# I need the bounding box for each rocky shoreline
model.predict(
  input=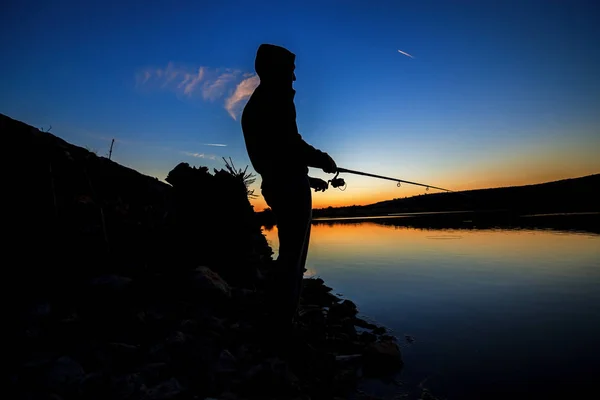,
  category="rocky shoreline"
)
[5,113,406,400]
[11,271,404,400]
